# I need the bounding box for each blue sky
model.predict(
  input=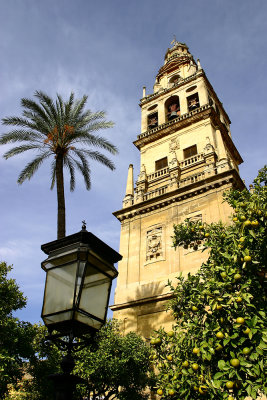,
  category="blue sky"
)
[0,0,266,324]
